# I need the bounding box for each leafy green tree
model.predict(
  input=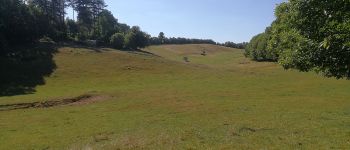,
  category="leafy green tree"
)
[28,0,67,40]
[124,26,149,49]
[66,19,79,39]
[70,0,105,40]
[290,0,350,78]
[0,0,43,47]
[96,10,117,44]
[116,23,130,34]
[77,26,90,41]
[248,0,350,79]
[245,29,273,61]
[148,34,216,45]
[158,32,165,44]
[267,2,314,71]
[73,0,93,28]
[110,33,124,49]
[149,37,161,45]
